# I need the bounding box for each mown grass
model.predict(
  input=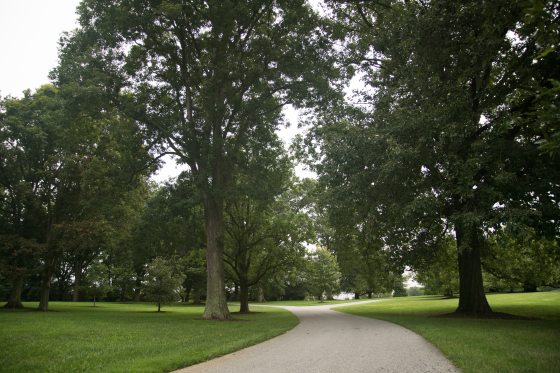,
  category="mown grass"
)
[337,292,560,373]
[0,302,298,373]
[252,298,367,307]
